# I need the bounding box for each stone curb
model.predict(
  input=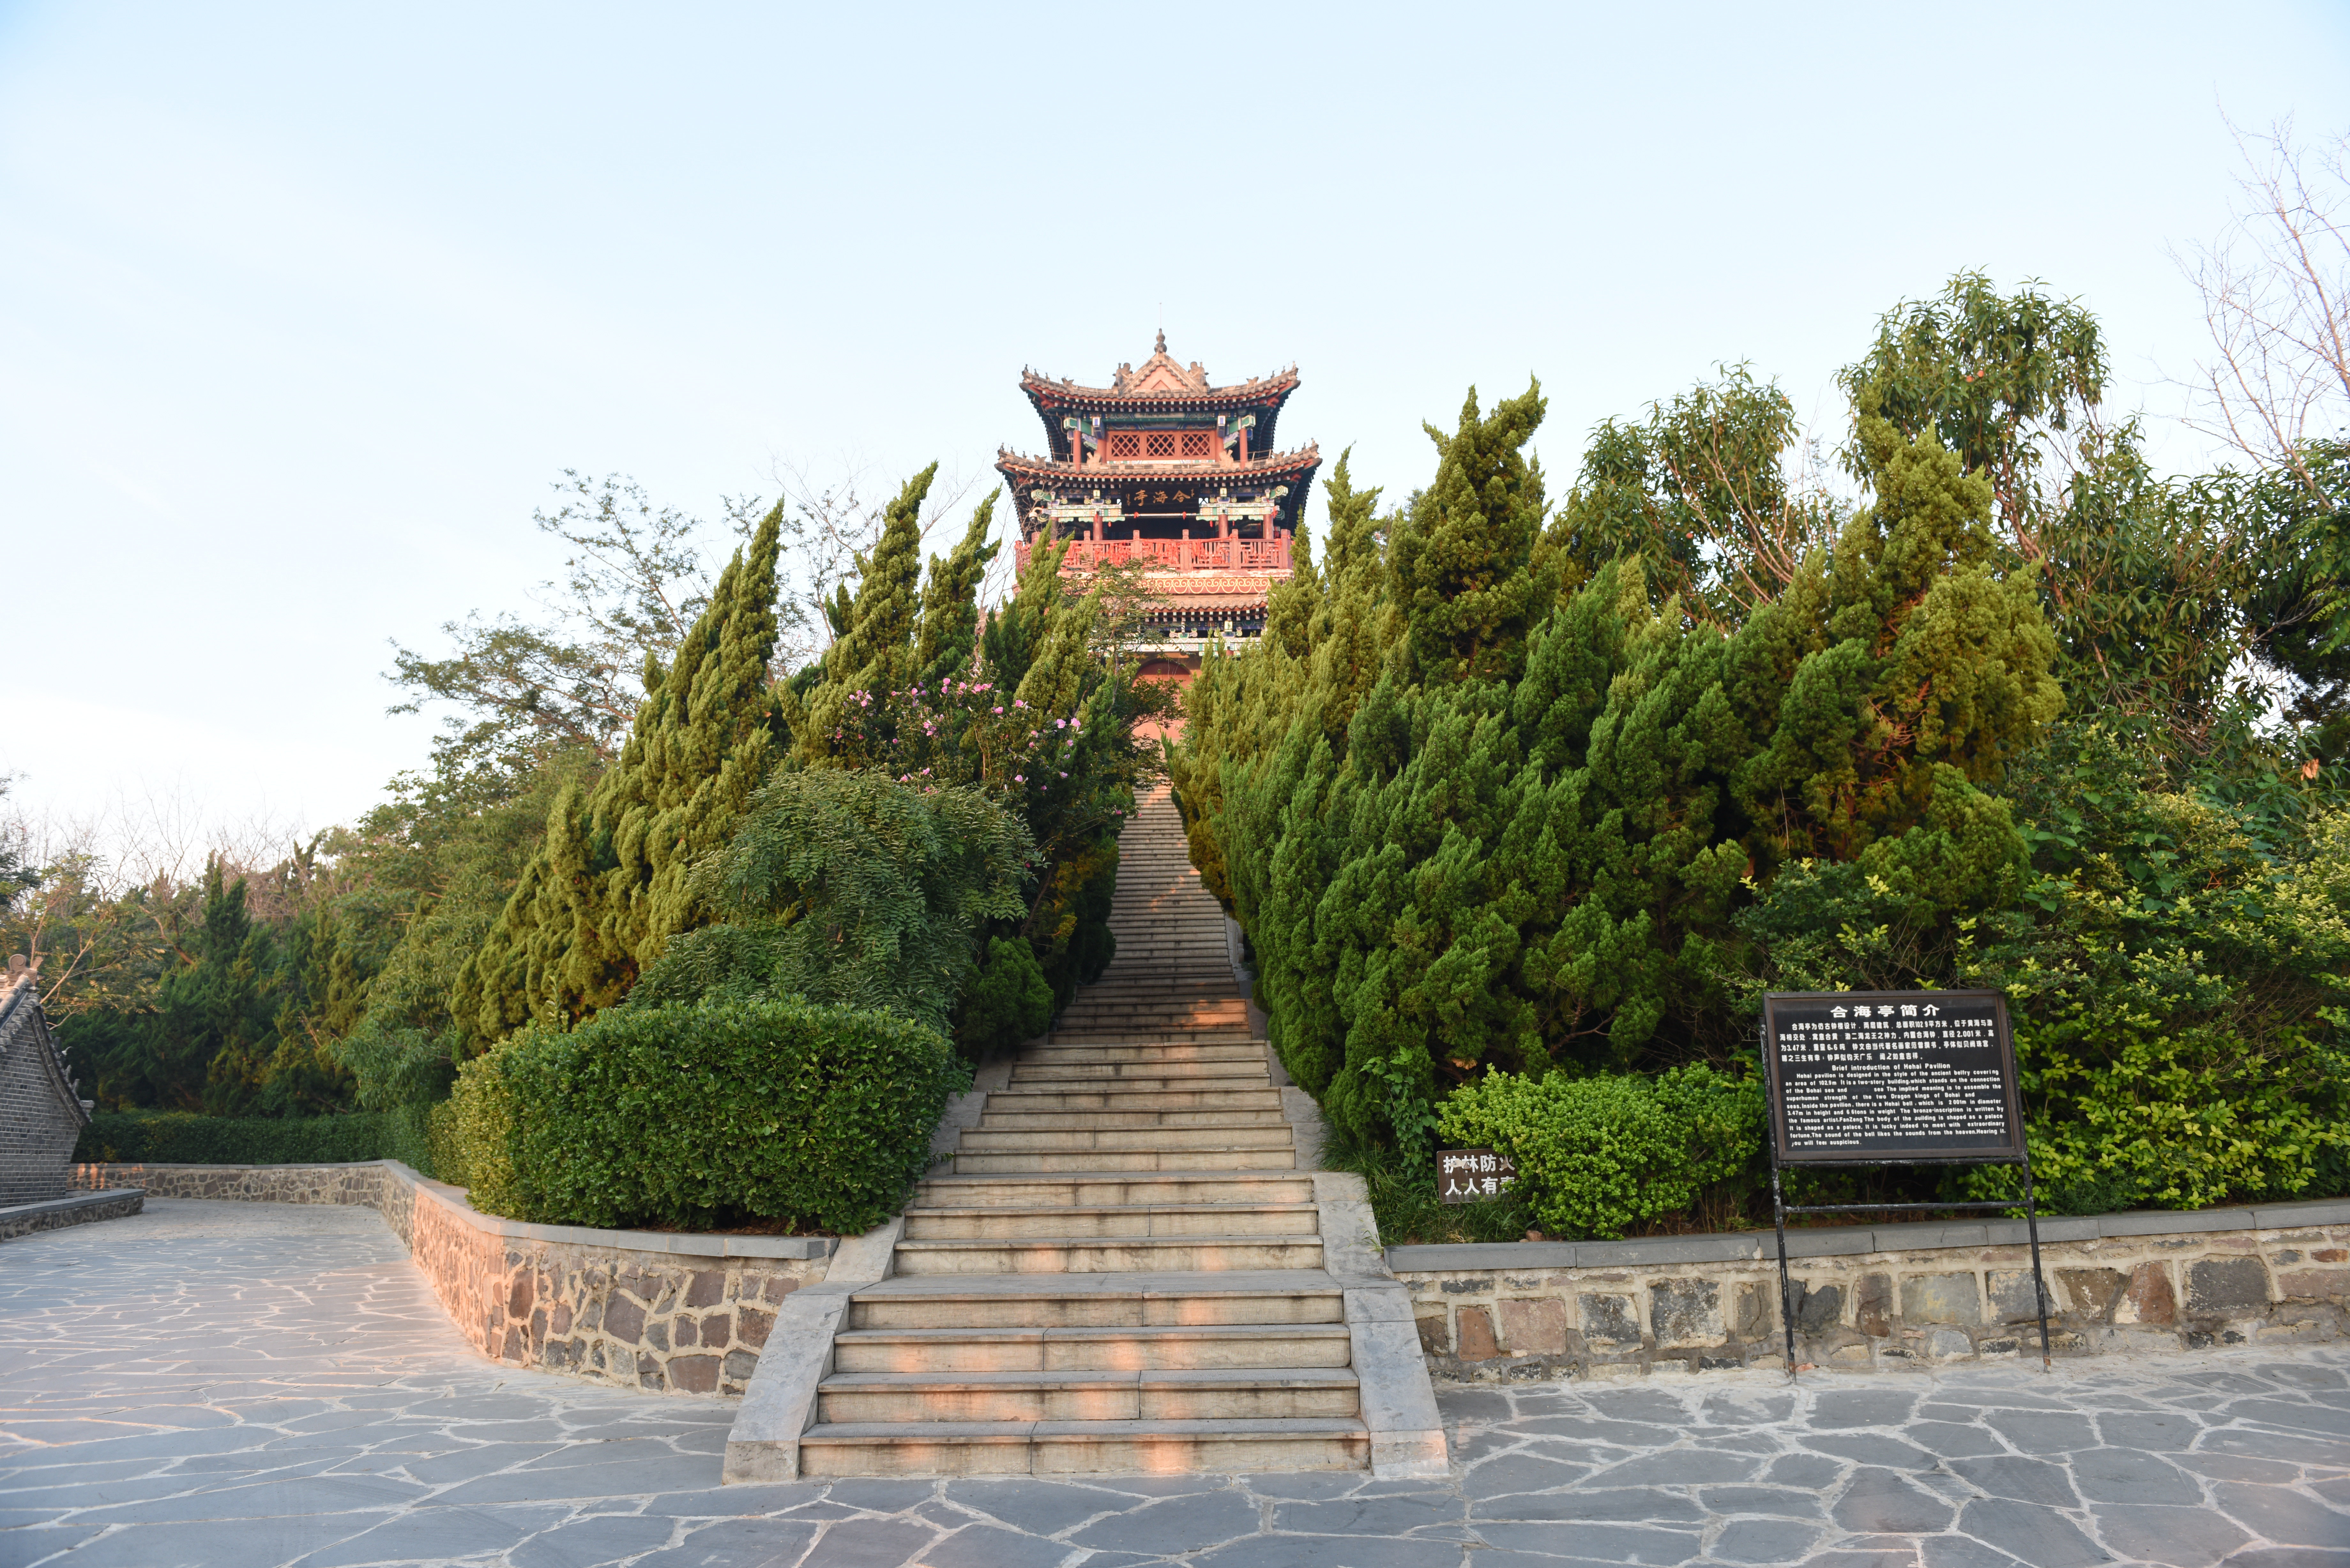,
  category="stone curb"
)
[1384,1195,2350,1273]
[0,1187,144,1241]
[724,1216,904,1484]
